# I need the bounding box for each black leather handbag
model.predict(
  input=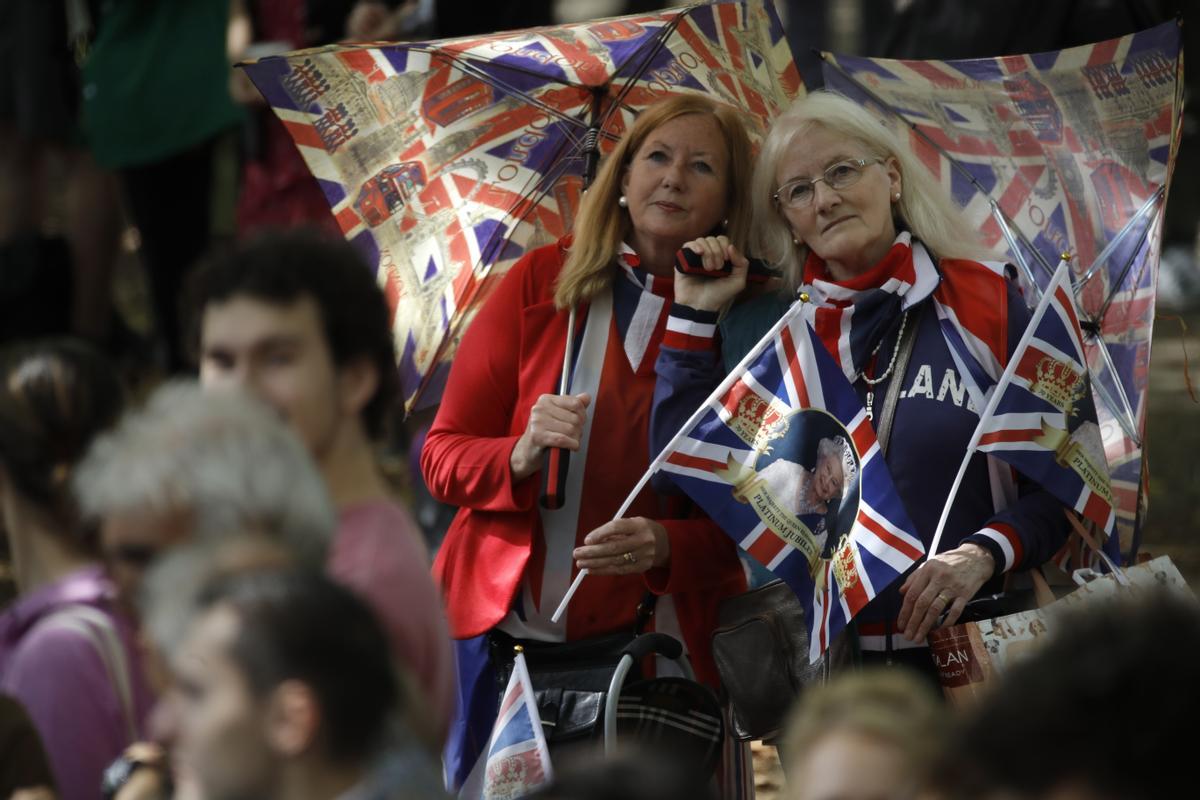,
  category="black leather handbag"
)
[710,579,858,741]
[487,594,657,747]
[489,629,642,745]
